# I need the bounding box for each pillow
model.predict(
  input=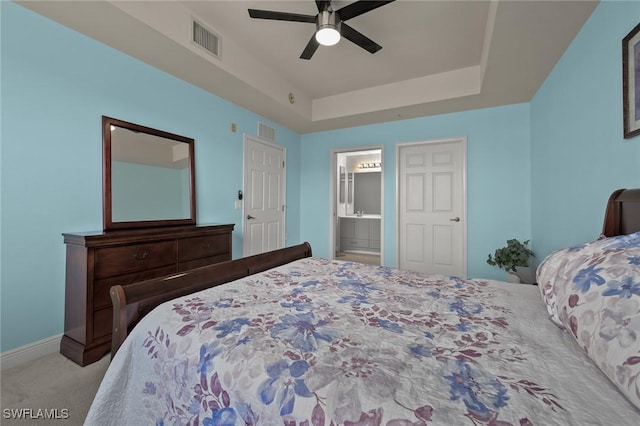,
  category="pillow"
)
[537,238,606,326]
[536,231,640,409]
